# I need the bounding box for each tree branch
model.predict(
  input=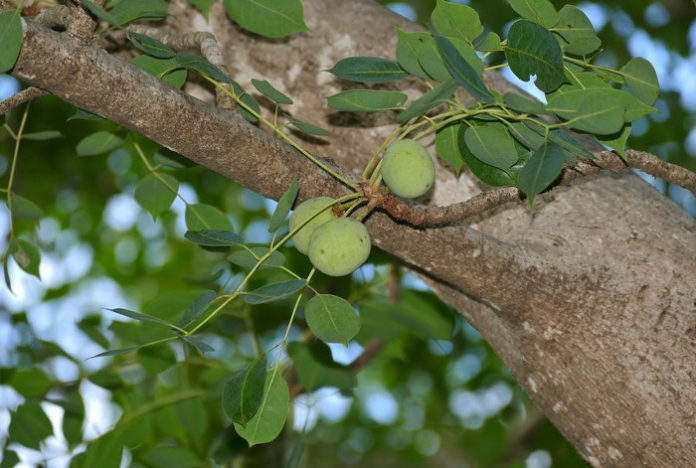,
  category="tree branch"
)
[0,86,47,115]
